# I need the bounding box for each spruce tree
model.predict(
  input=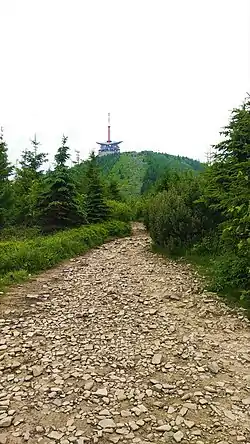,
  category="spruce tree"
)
[205,97,250,238]
[13,135,48,225]
[36,136,86,232]
[108,179,121,201]
[204,97,250,293]
[0,128,13,227]
[19,135,47,175]
[85,152,109,223]
[54,135,70,167]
